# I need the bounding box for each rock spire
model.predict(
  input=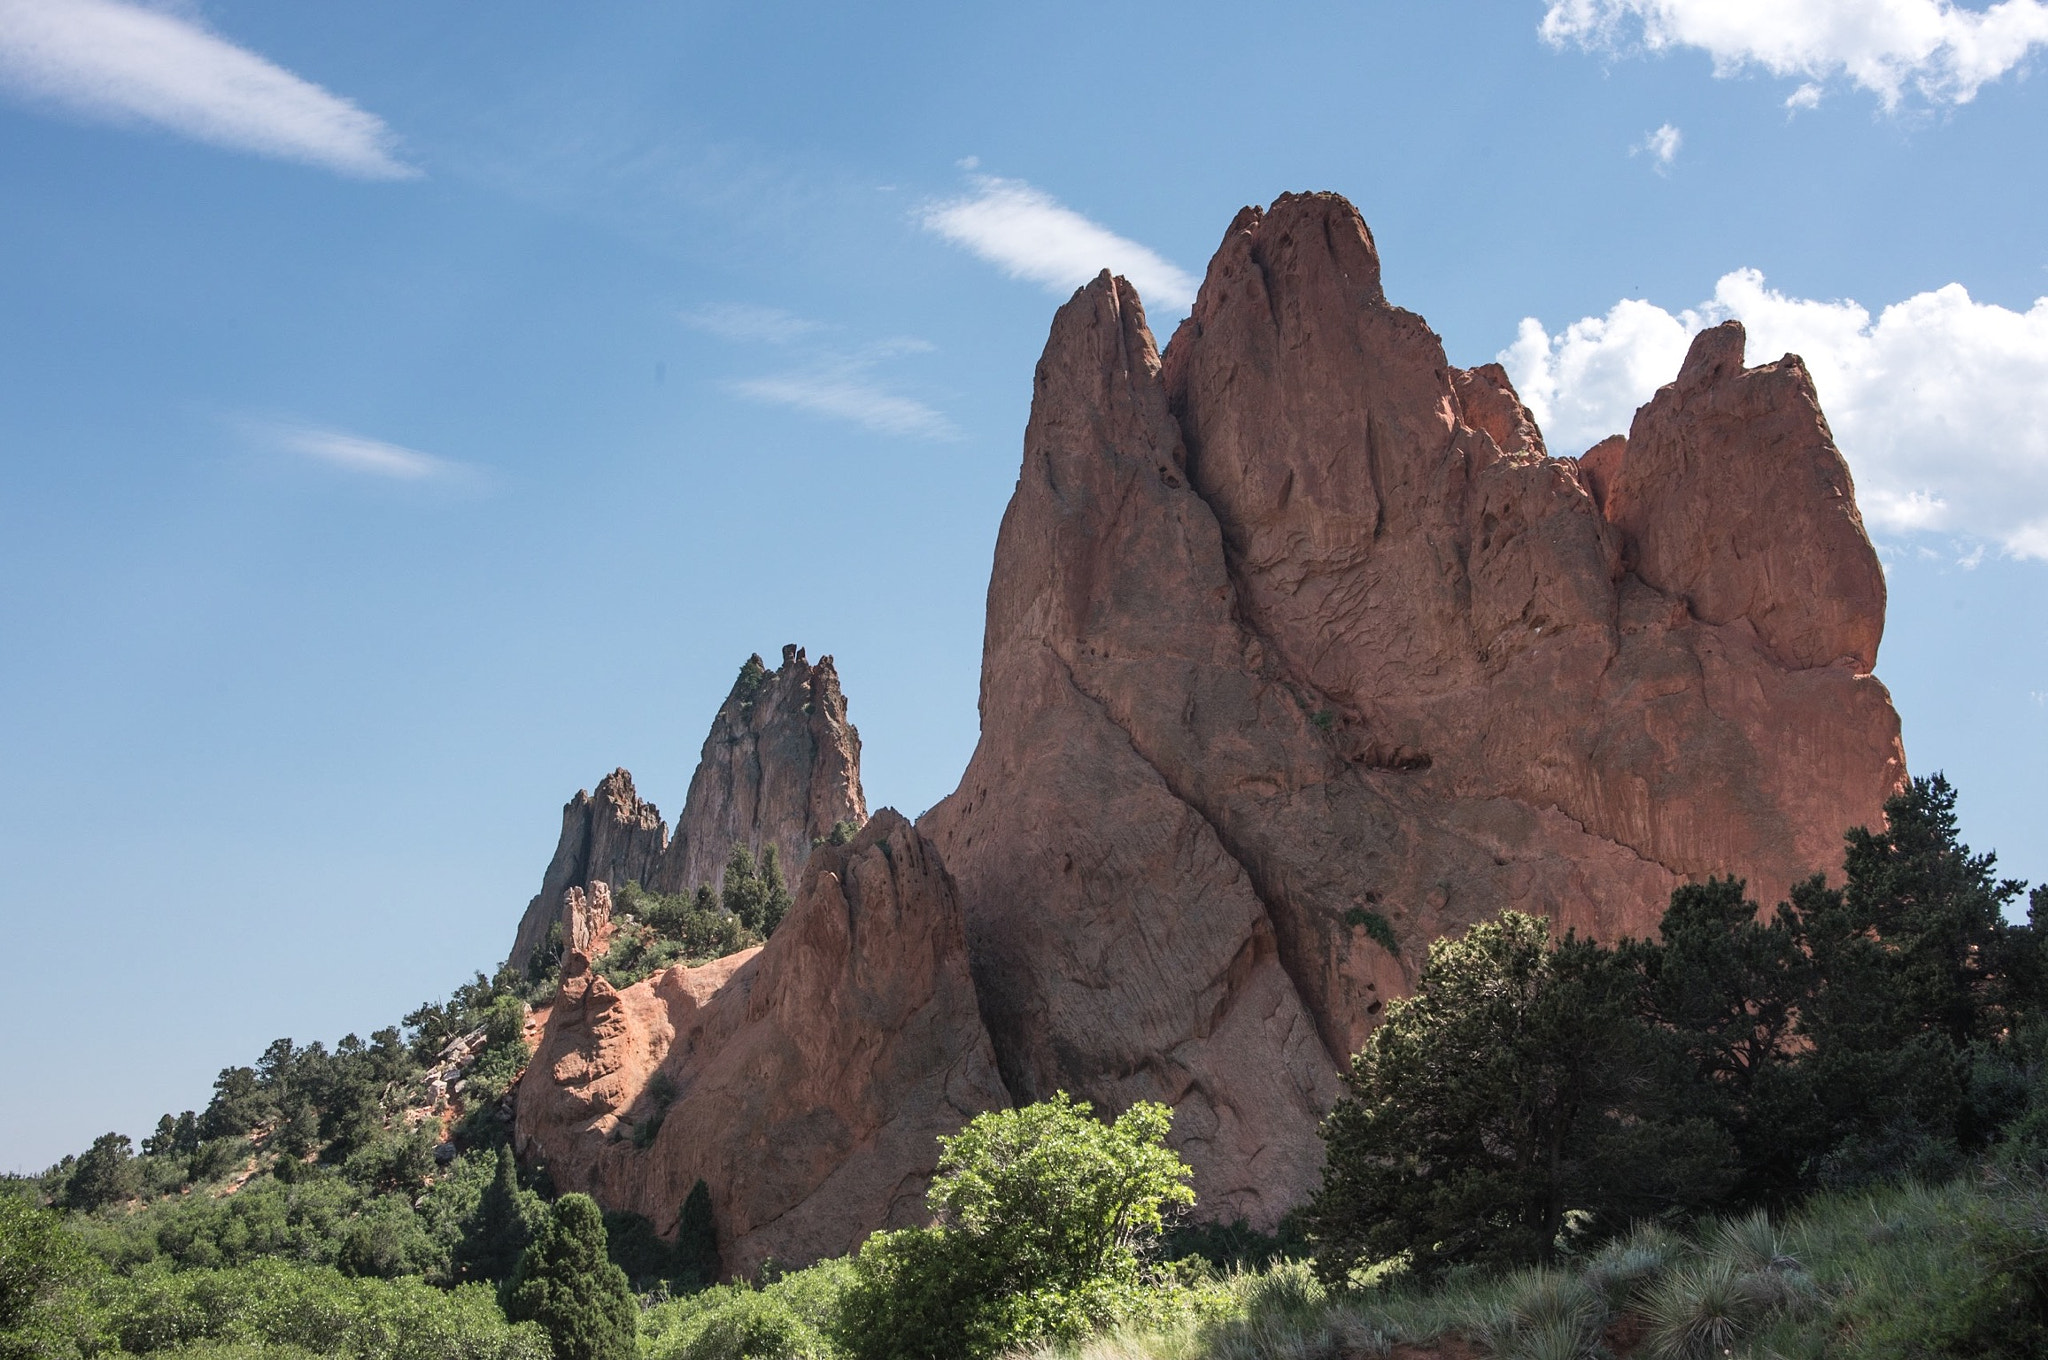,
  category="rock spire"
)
[504,647,867,971]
